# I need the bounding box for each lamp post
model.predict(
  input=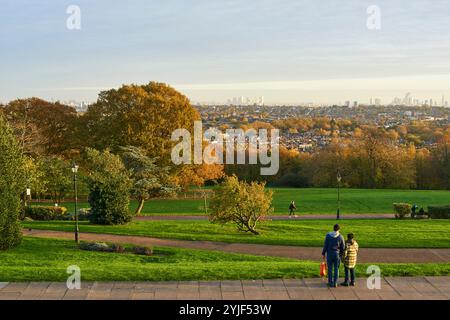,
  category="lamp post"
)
[25,187,31,208]
[72,163,79,244]
[336,171,341,220]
